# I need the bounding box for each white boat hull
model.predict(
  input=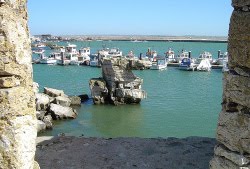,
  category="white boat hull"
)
[150,64,167,70]
[40,59,57,65]
[57,60,70,66]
